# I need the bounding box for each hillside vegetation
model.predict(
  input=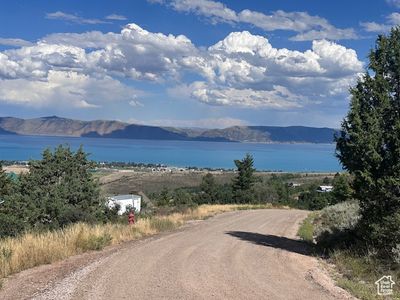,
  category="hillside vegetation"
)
[298,28,400,300]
